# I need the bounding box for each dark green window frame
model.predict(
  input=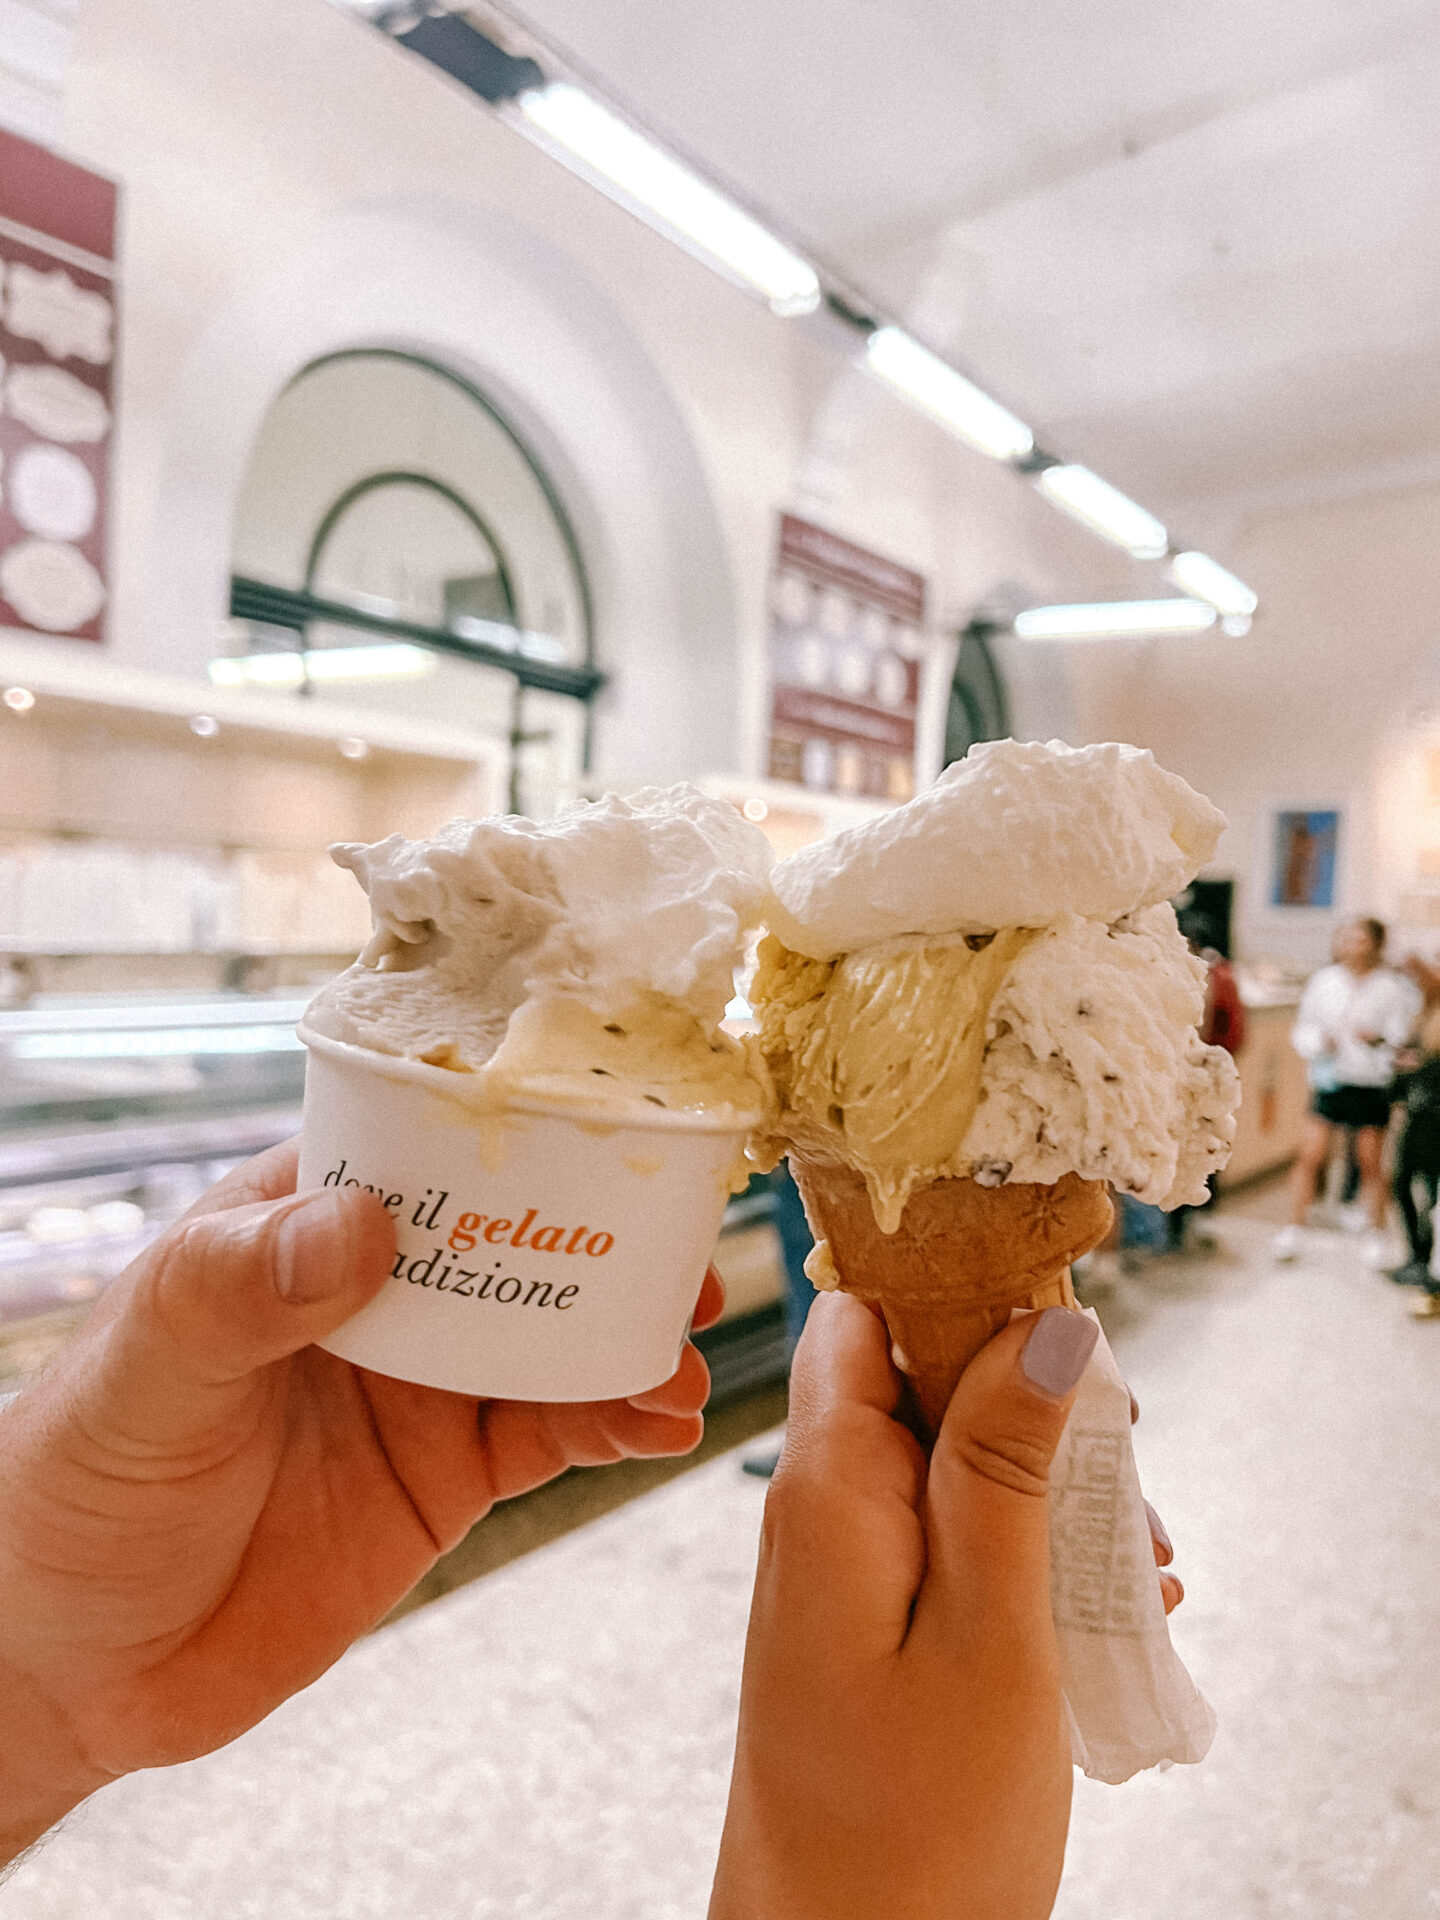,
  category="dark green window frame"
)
[229,350,604,708]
